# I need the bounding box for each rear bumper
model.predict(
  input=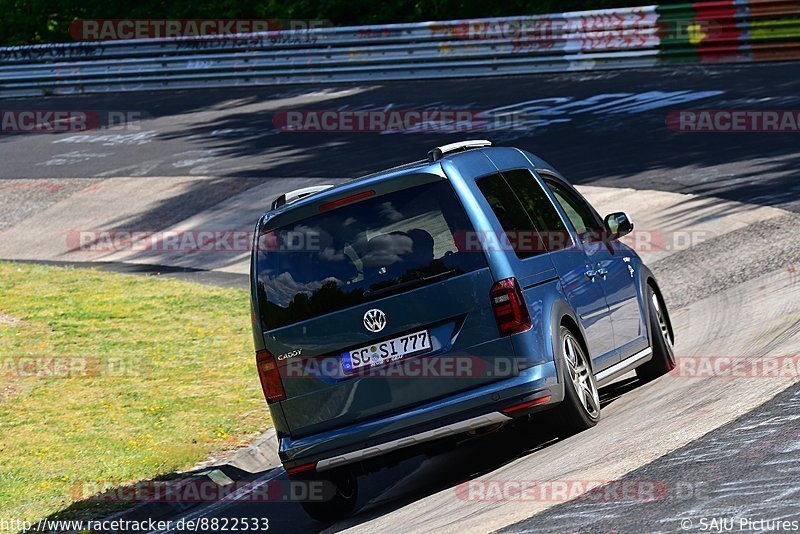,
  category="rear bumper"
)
[280,360,560,472]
